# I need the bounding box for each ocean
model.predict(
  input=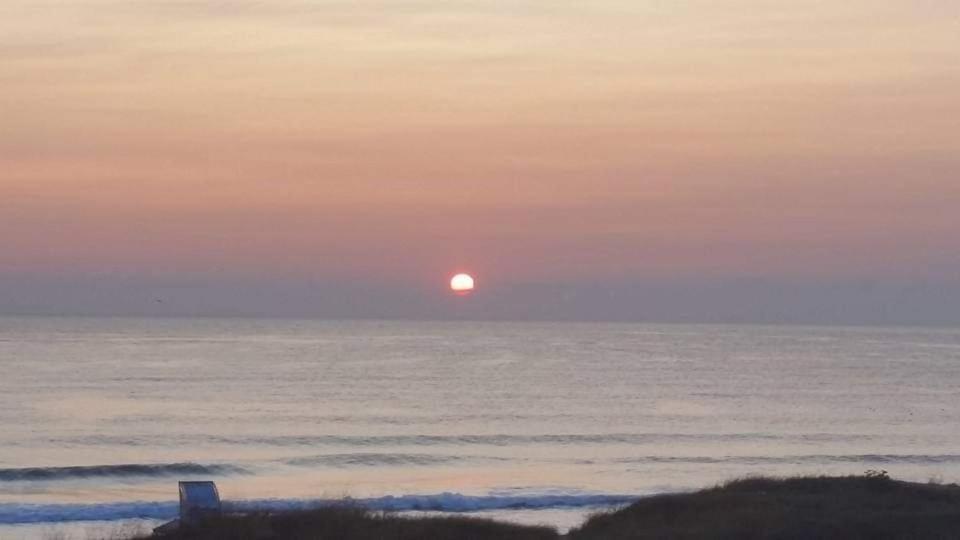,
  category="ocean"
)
[1,317,959,538]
